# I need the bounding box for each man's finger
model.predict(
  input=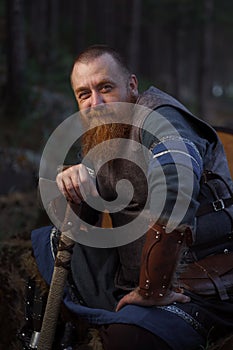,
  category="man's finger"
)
[171,292,190,304]
[78,166,99,197]
[115,297,128,312]
[115,290,191,312]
